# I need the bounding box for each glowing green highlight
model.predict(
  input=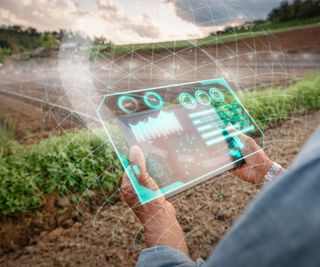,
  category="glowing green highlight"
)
[132,164,141,175]
[143,91,164,109]
[206,125,255,146]
[188,108,216,119]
